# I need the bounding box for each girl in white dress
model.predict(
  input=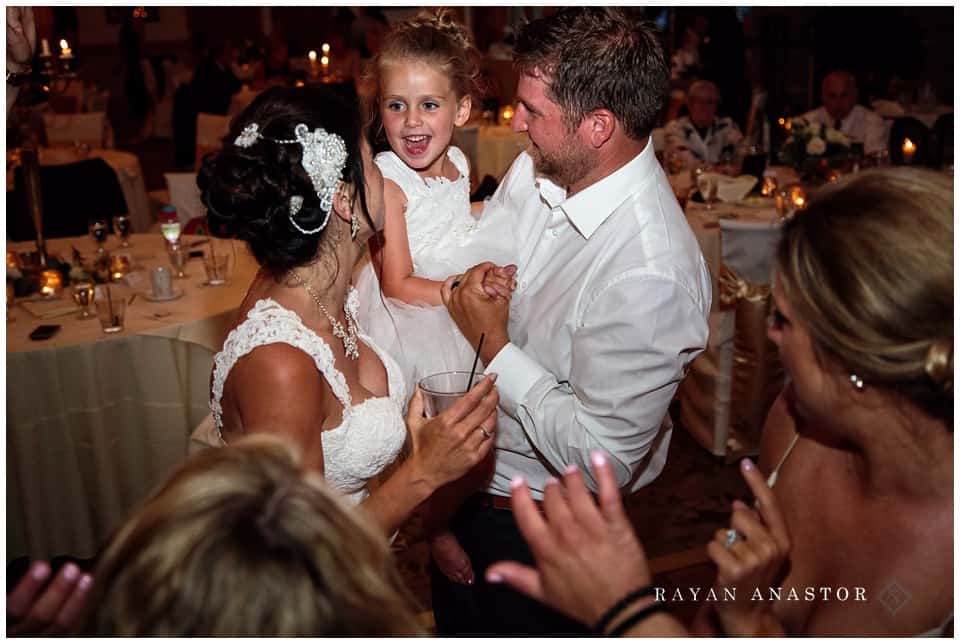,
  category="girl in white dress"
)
[195,85,500,538]
[353,10,518,589]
